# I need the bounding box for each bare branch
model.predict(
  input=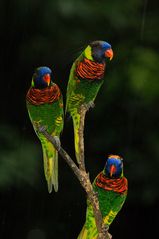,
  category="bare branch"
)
[37,125,111,239]
[78,105,87,171]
